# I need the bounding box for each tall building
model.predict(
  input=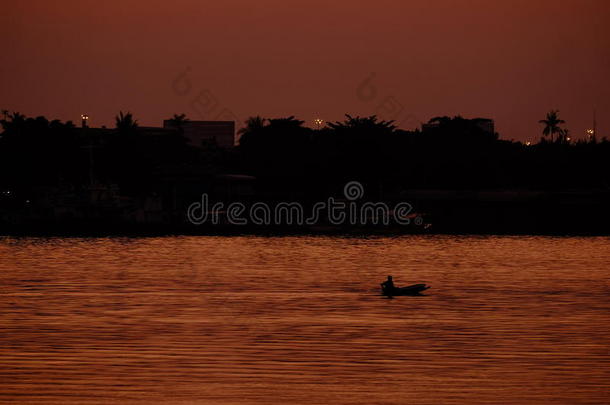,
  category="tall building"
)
[163,120,235,148]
